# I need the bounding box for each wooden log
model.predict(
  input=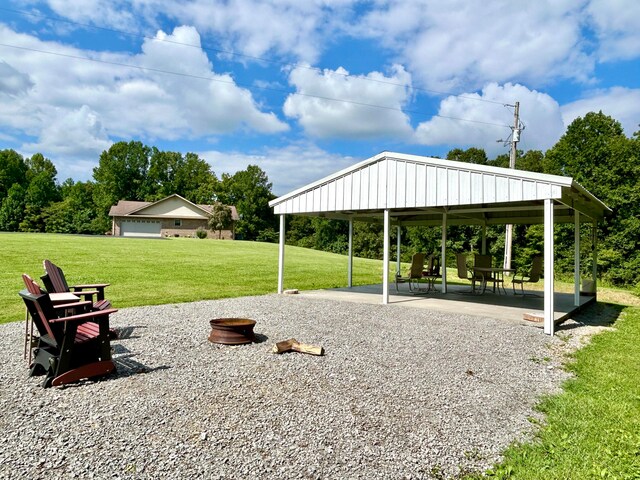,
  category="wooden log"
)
[272,338,298,354]
[272,338,324,356]
[292,342,324,356]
